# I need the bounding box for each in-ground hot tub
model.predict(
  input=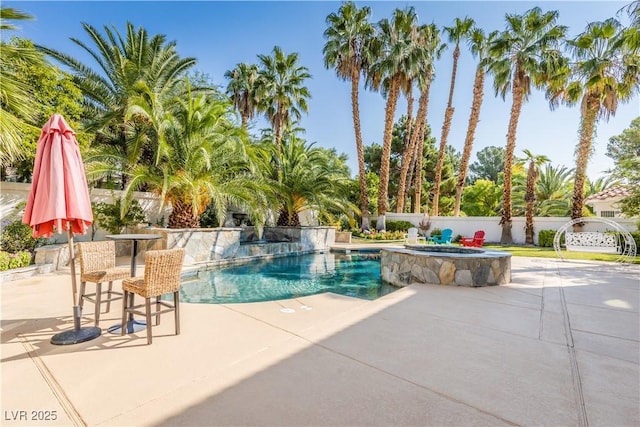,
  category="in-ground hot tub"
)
[381,244,511,287]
